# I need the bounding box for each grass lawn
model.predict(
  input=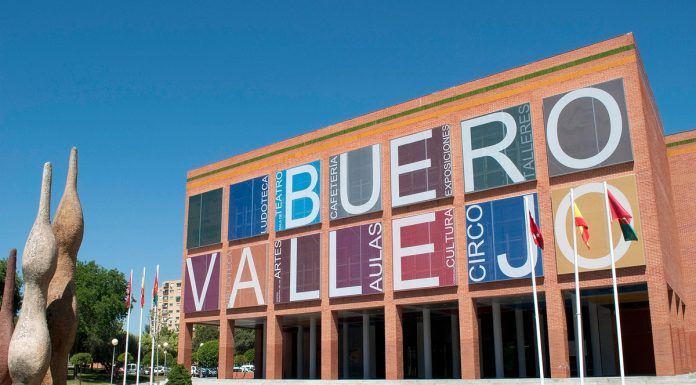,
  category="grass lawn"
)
[66,370,163,385]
